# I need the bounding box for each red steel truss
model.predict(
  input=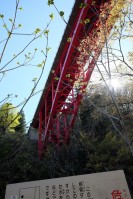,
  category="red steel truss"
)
[31,0,114,158]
